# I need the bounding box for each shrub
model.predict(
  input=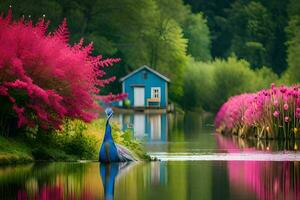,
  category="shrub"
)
[183,56,278,112]
[182,57,214,111]
[45,118,147,160]
[0,9,122,133]
[211,57,258,111]
[52,119,98,159]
